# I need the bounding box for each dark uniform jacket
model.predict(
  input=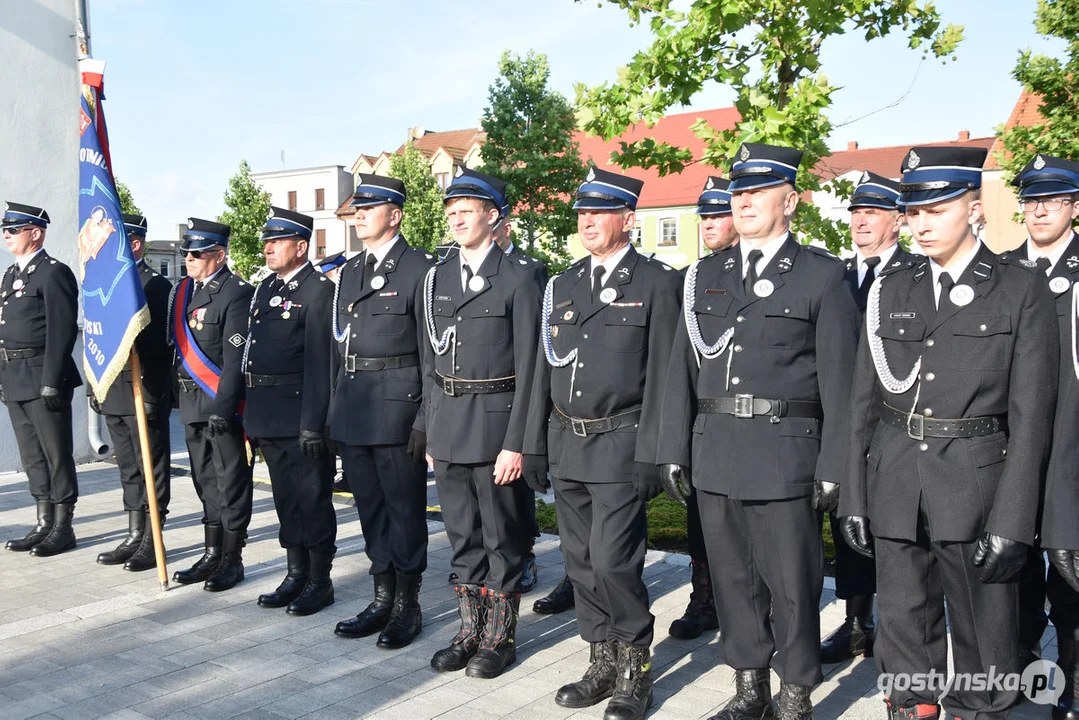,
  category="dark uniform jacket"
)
[100,259,173,415]
[328,239,435,446]
[170,266,254,425]
[841,244,1058,545]
[656,236,859,499]
[0,250,81,401]
[244,263,334,438]
[843,246,919,314]
[420,245,541,464]
[525,246,682,482]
